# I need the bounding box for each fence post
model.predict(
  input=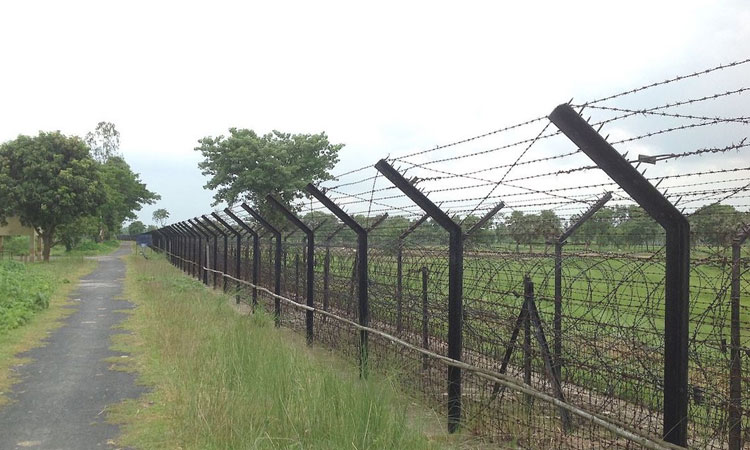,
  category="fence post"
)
[184,223,203,281]
[397,213,430,334]
[375,159,464,433]
[306,184,371,377]
[422,266,429,371]
[211,213,244,302]
[549,103,690,446]
[189,219,211,285]
[324,224,346,312]
[730,224,750,450]
[179,222,196,276]
[553,192,611,380]
[176,223,196,277]
[166,226,180,268]
[266,195,315,345]
[200,216,224,289]
[242,204,282,326]
[171,224,186,271]
[194,218,217,286]
[203,215,229,292]
[523,276,533,407]
[224,209,260,307]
